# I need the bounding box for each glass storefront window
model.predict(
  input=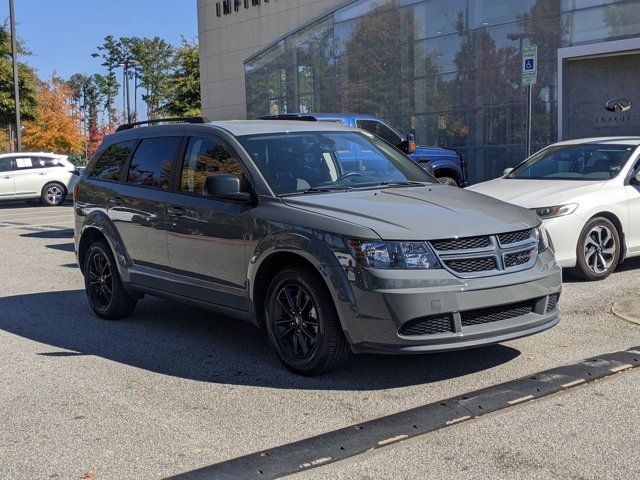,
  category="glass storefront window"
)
[245,0,640,183]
